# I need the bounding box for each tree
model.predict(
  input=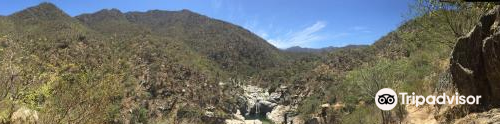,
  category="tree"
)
[344,59,409,124]
[408,0,494,48]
